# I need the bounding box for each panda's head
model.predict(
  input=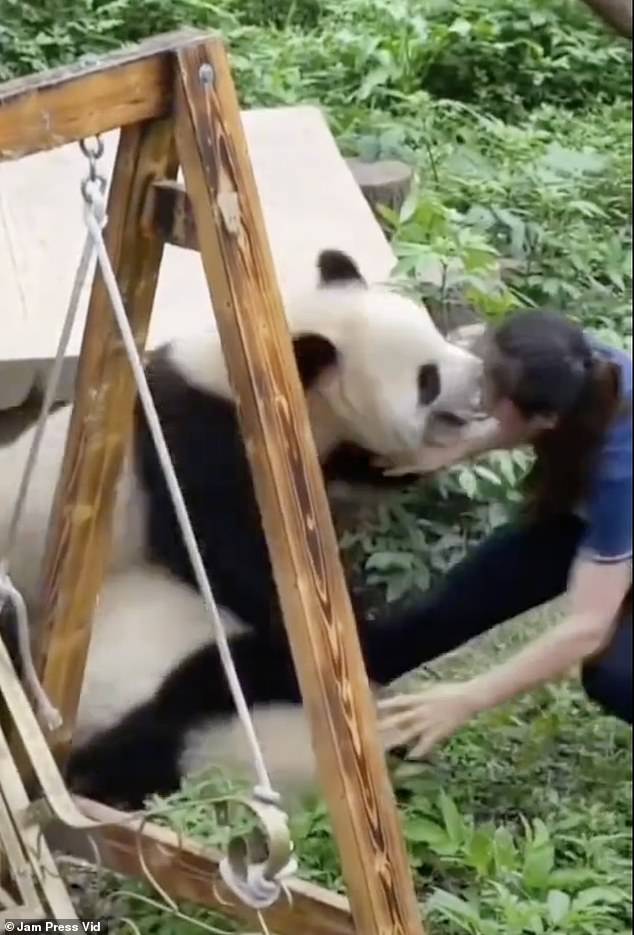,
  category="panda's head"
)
[288,249,483,459]
[168,249,482,461]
